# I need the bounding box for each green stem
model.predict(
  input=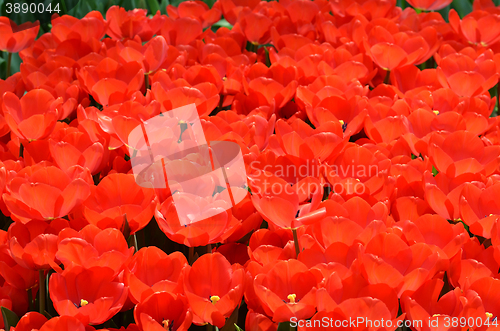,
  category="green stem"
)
[38,270,46,315]
[6,52,12,78]
[132,233,138,253]
[189,246,194,265]
[384,70,391,85]
[497,83,500,117]
[292,228,300,258]
[60,0,67,14]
